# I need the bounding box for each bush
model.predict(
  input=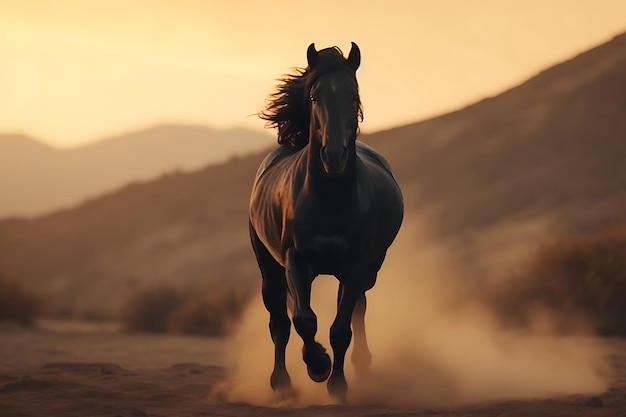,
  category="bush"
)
[0,273,40,326]
[120,285,253,336]
[488,229,626,336]
[120,286,184,333]
[168,288,251,336]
